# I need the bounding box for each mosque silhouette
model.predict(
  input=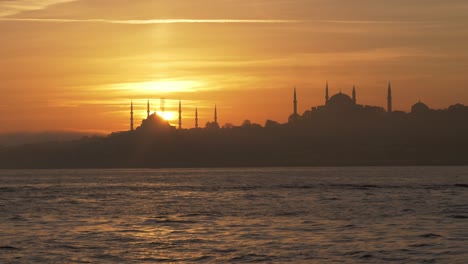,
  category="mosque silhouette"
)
[288,82,447,123]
